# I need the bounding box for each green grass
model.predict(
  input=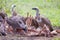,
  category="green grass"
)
[0,0,60,27]
[53,38,60,40]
